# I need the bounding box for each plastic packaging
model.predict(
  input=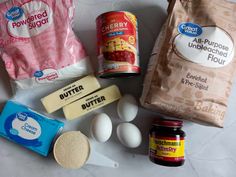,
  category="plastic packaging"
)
[0,101,64,156]
[0,0,92,91]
